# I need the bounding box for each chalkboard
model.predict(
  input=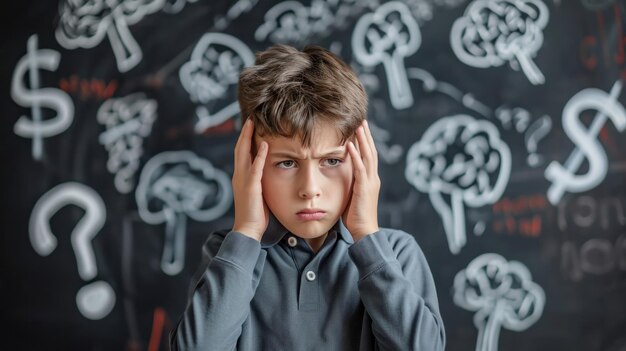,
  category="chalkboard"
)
[2,0,626,350]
